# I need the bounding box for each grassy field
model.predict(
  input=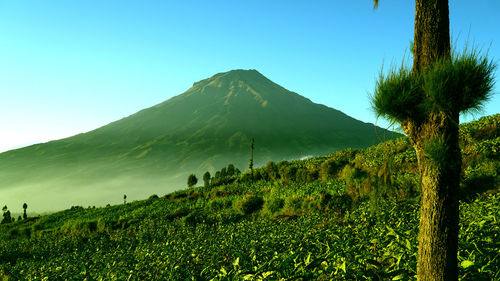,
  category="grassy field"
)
[0,114,498,280]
